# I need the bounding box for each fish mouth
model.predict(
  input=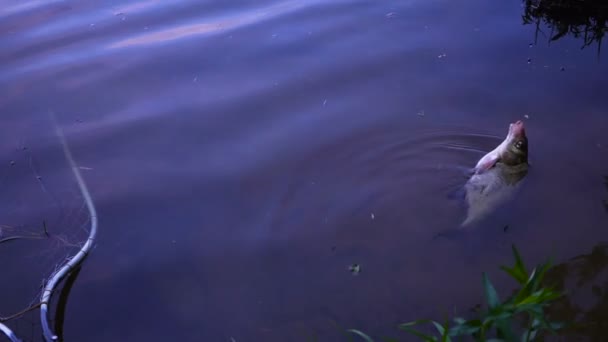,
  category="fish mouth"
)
[509,120,526,138]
